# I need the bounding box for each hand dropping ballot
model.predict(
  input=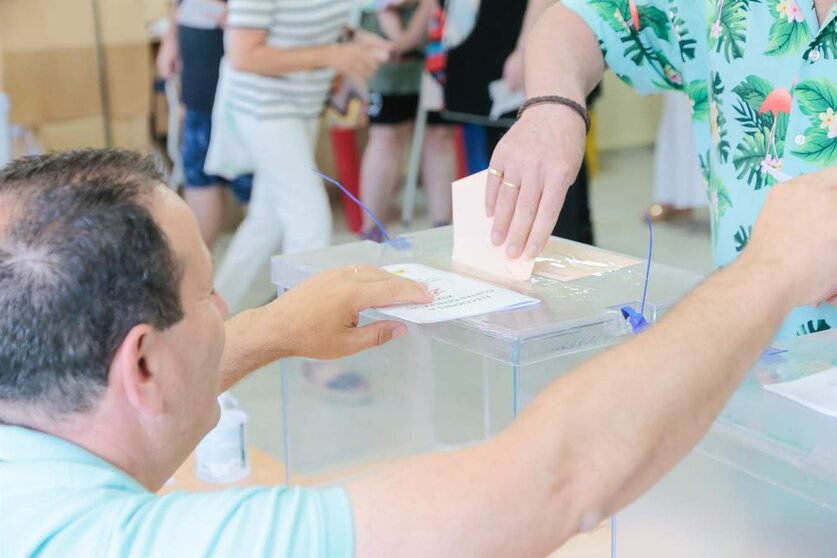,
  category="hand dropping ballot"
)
[379,264,539,324]
[452,170,536,281]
